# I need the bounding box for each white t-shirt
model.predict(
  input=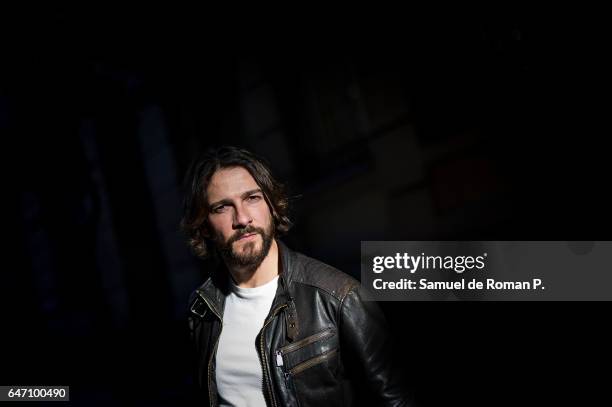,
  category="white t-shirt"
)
[216,275,279,407]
